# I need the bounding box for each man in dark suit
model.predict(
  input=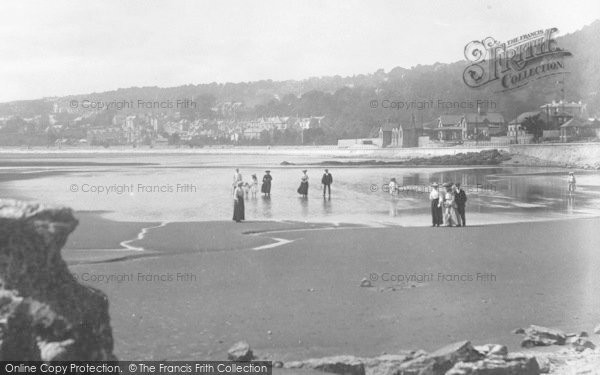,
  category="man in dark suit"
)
[455,183,467,226]
[321,169,333,198]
